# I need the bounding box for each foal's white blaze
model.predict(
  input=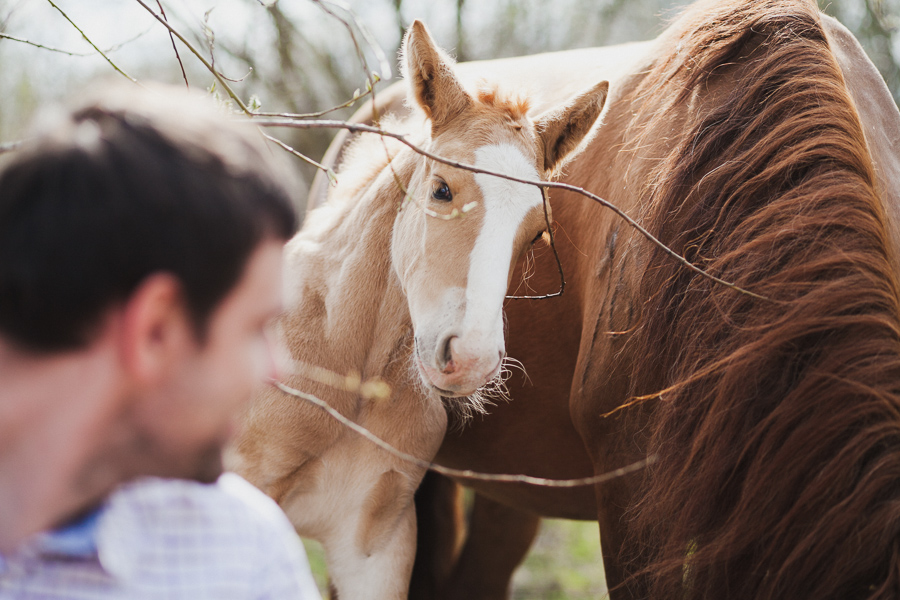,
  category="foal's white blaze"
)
[425,143,542,395]
[464,143,543,341]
